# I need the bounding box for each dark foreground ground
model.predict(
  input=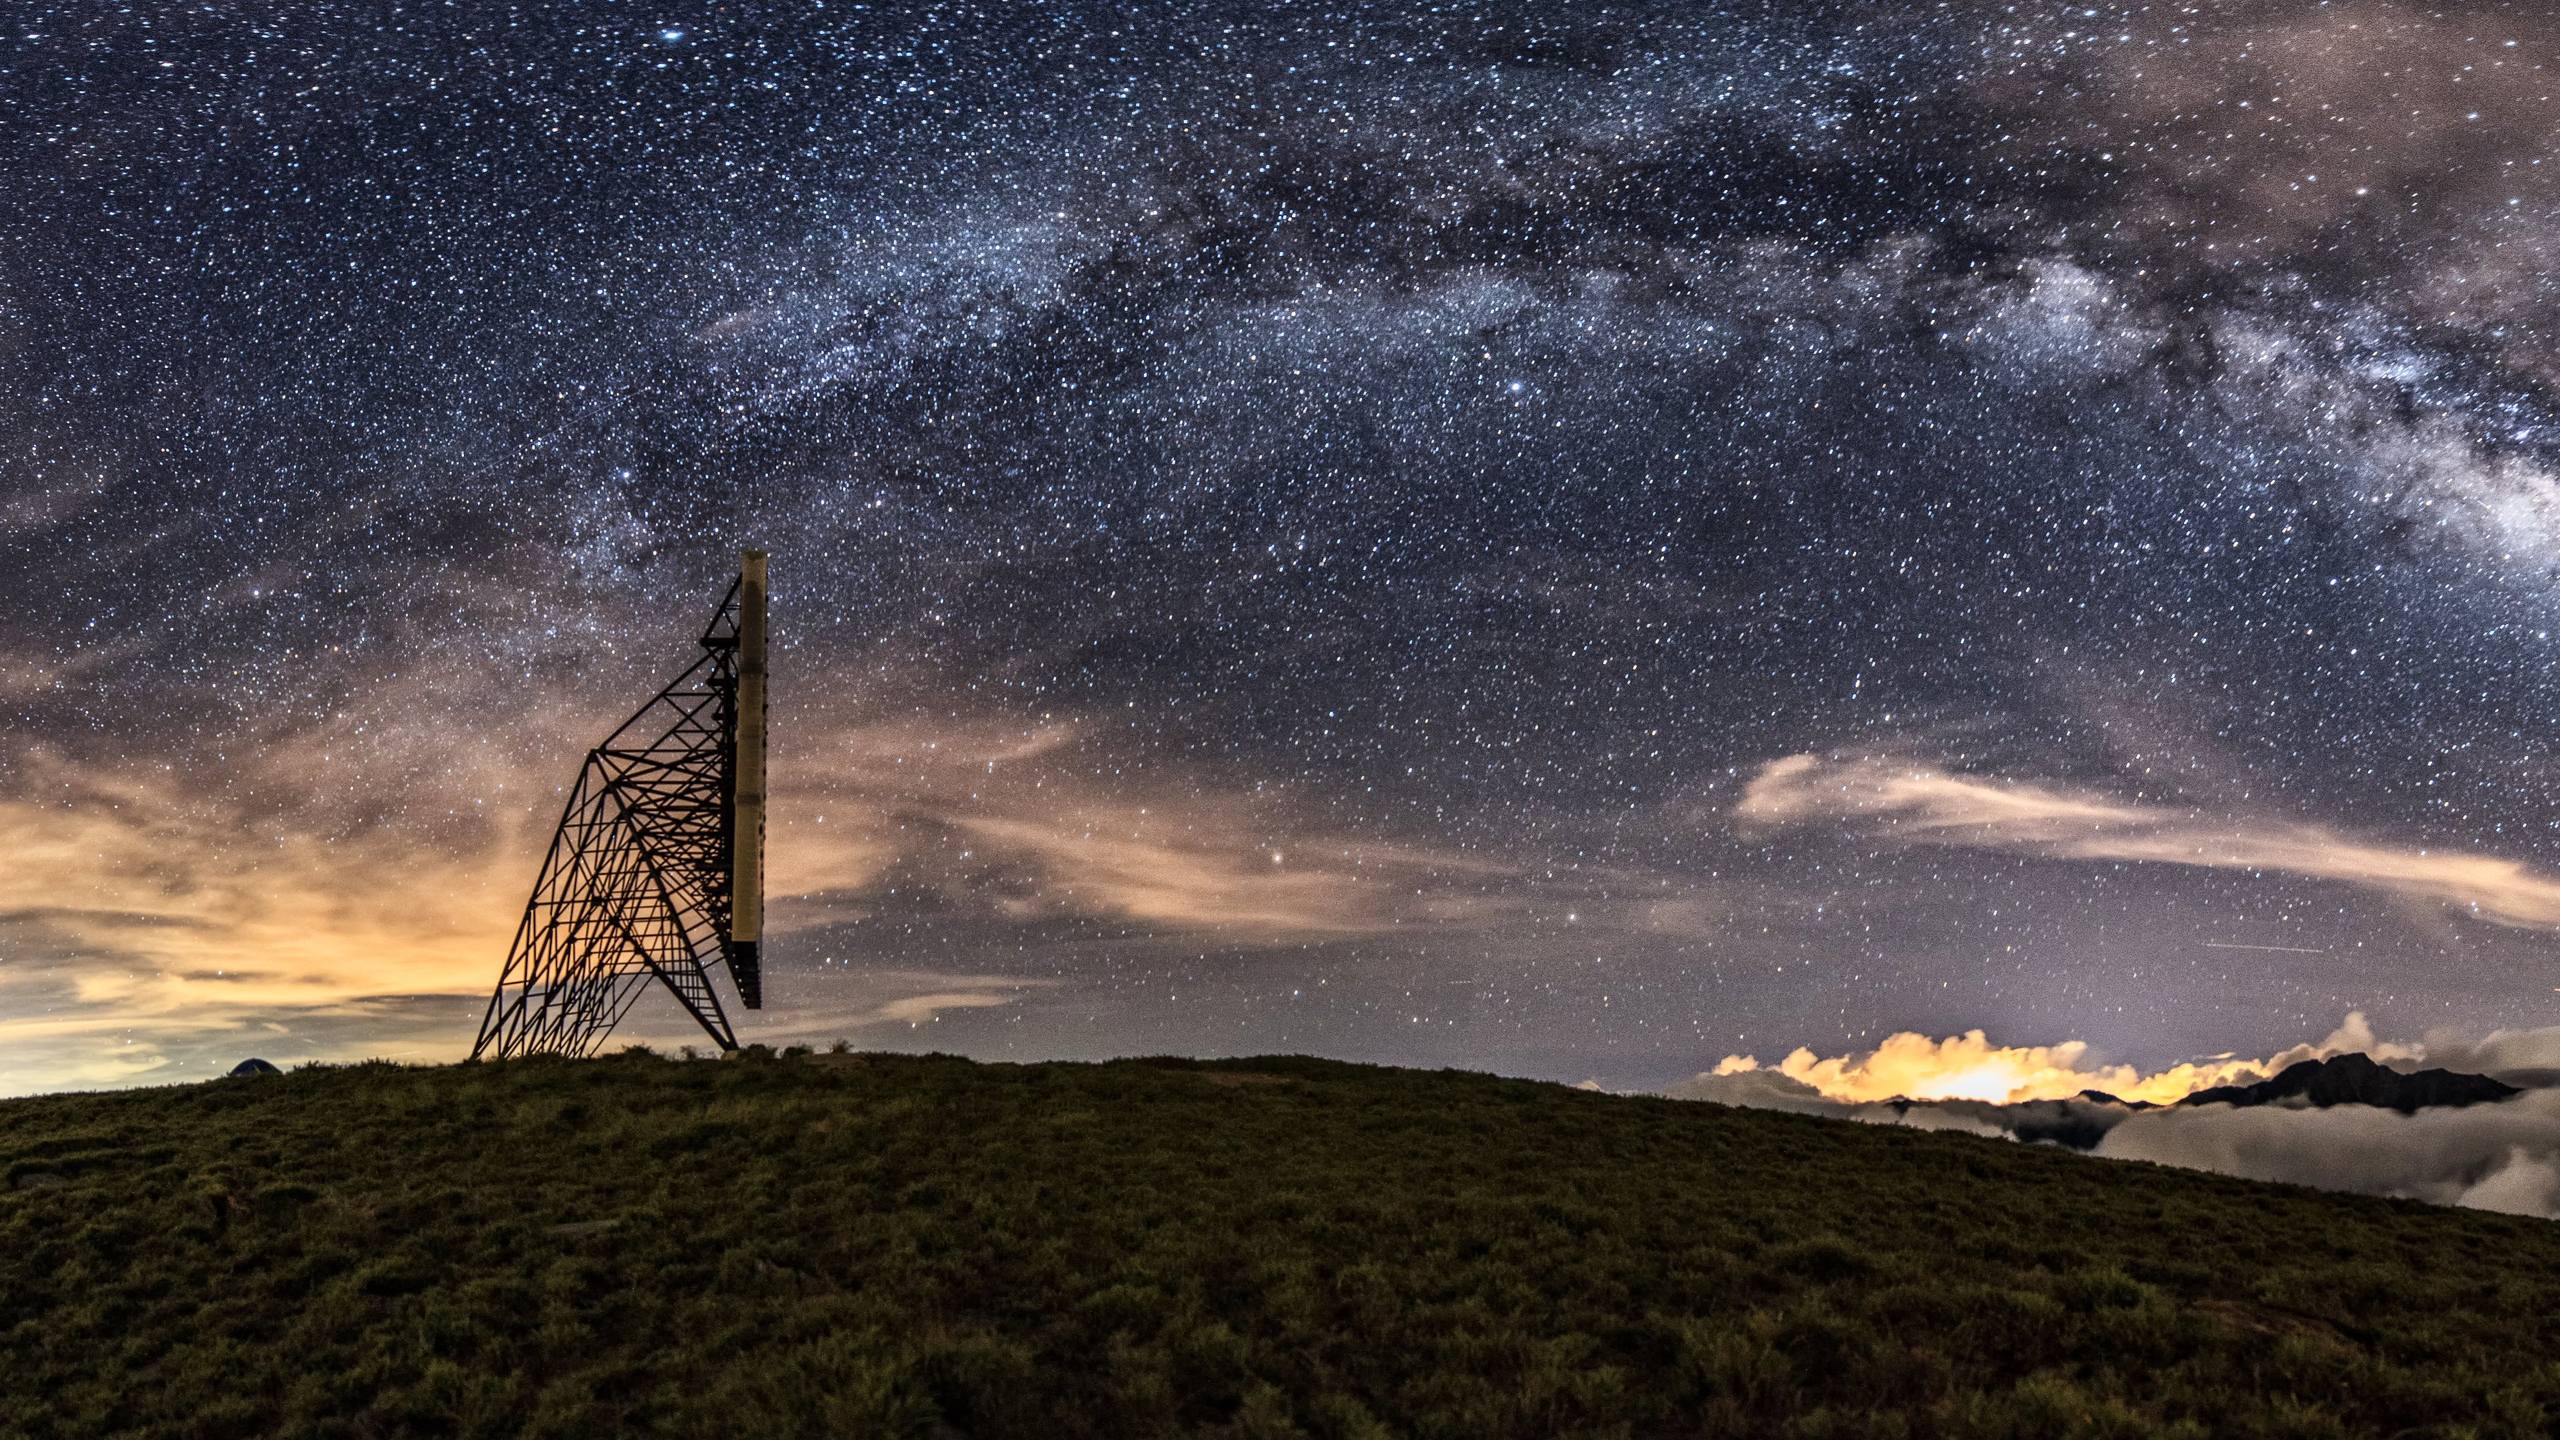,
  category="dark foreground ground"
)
[4,1050,2557,1439]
